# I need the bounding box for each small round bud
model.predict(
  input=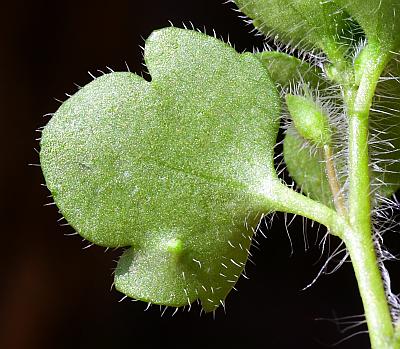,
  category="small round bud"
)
[285,94,332,147]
